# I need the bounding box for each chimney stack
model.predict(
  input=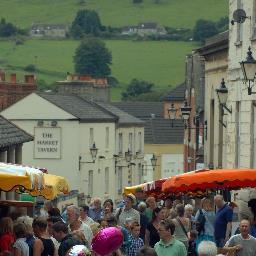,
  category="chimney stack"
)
[10,73,17,83]
[24,74,35,84]
[0,70,5,81]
